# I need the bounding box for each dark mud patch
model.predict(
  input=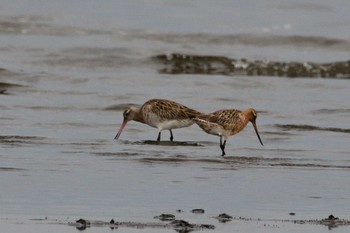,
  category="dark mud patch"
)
[275,124,350,134]
[191,209,205,214]
[135,140,203,147]
[215,213,233,223]
[154,213,176,221]
[153,53,350,78]
[28,214,350,231]
[69,218,215,231]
